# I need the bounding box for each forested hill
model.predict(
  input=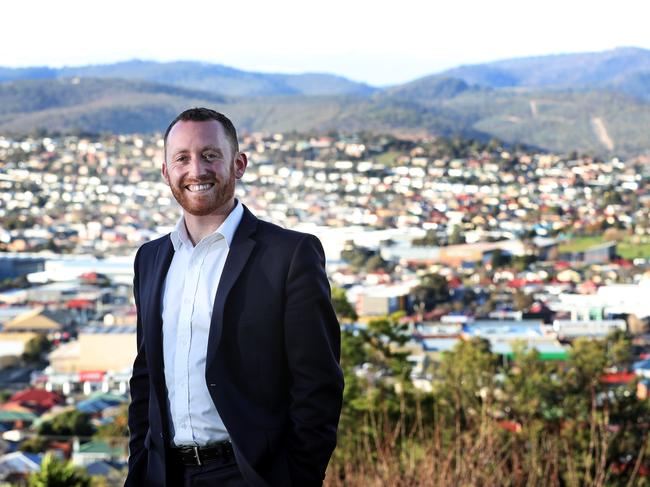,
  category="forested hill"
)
[440,47,650,100]
[0,60,376,97]
[1,48,649,156]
